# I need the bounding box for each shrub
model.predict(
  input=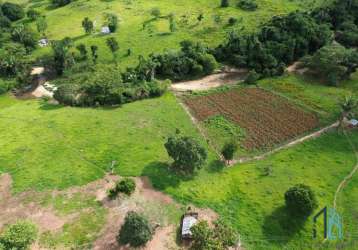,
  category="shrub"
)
[0,14,11,28]
[228,17,237,26]
[285,184,317,217]
[108,178,136,199]
[237,0,258,11]
[221,0,229,8]
[244,70,261,84]
[150,7,161,18]
[221,141,238,163]
[199,54,218,74]
[303,43,358,86]
[26,9,40,21]
[1,2,25,21]
[11,25,38,50]
[51,0,71,7]
[0,221,38,250]
[118,211,153,247]
[191,220,237,250]
[164,135,207,174]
